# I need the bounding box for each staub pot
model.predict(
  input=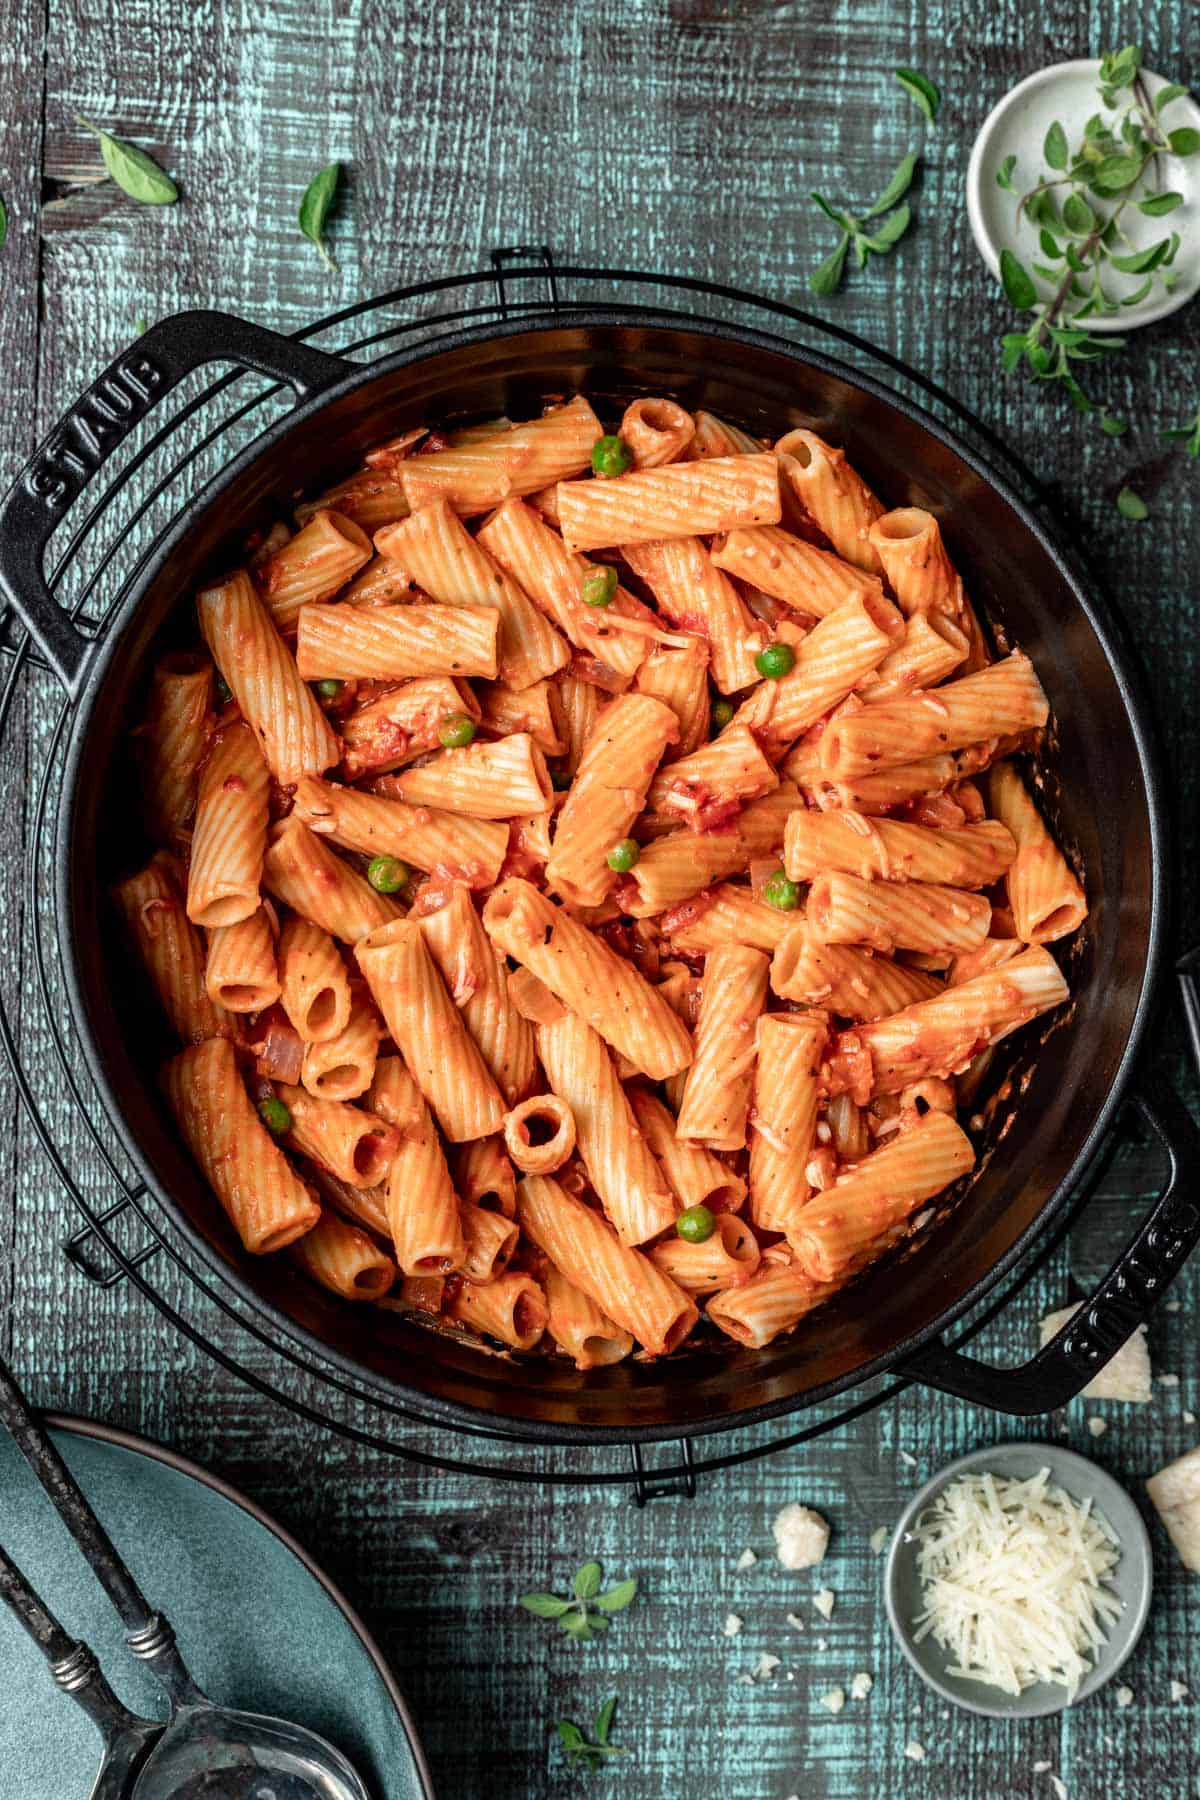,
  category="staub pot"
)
[1,308,1196,1446]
